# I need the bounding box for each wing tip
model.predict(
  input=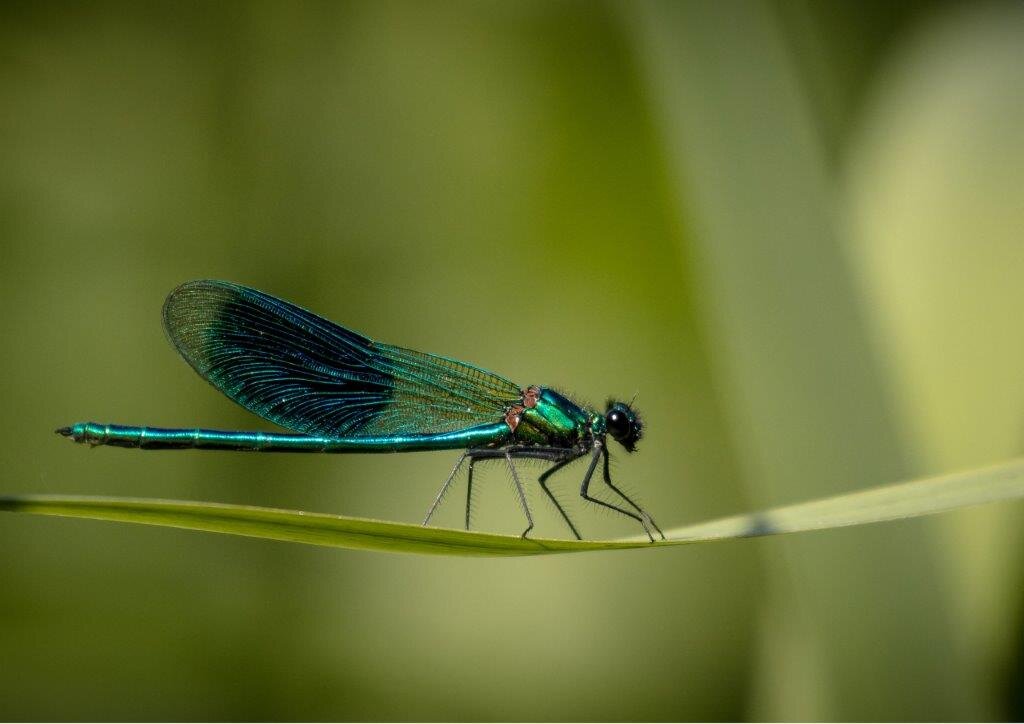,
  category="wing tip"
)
[162,279,246,330]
